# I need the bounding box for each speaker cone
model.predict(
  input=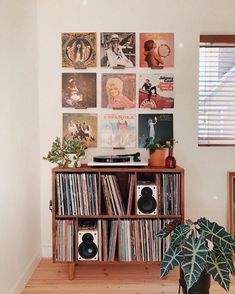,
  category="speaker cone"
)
[78,241,98,259]
[141,187,153,197]
[137,195,157,214]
